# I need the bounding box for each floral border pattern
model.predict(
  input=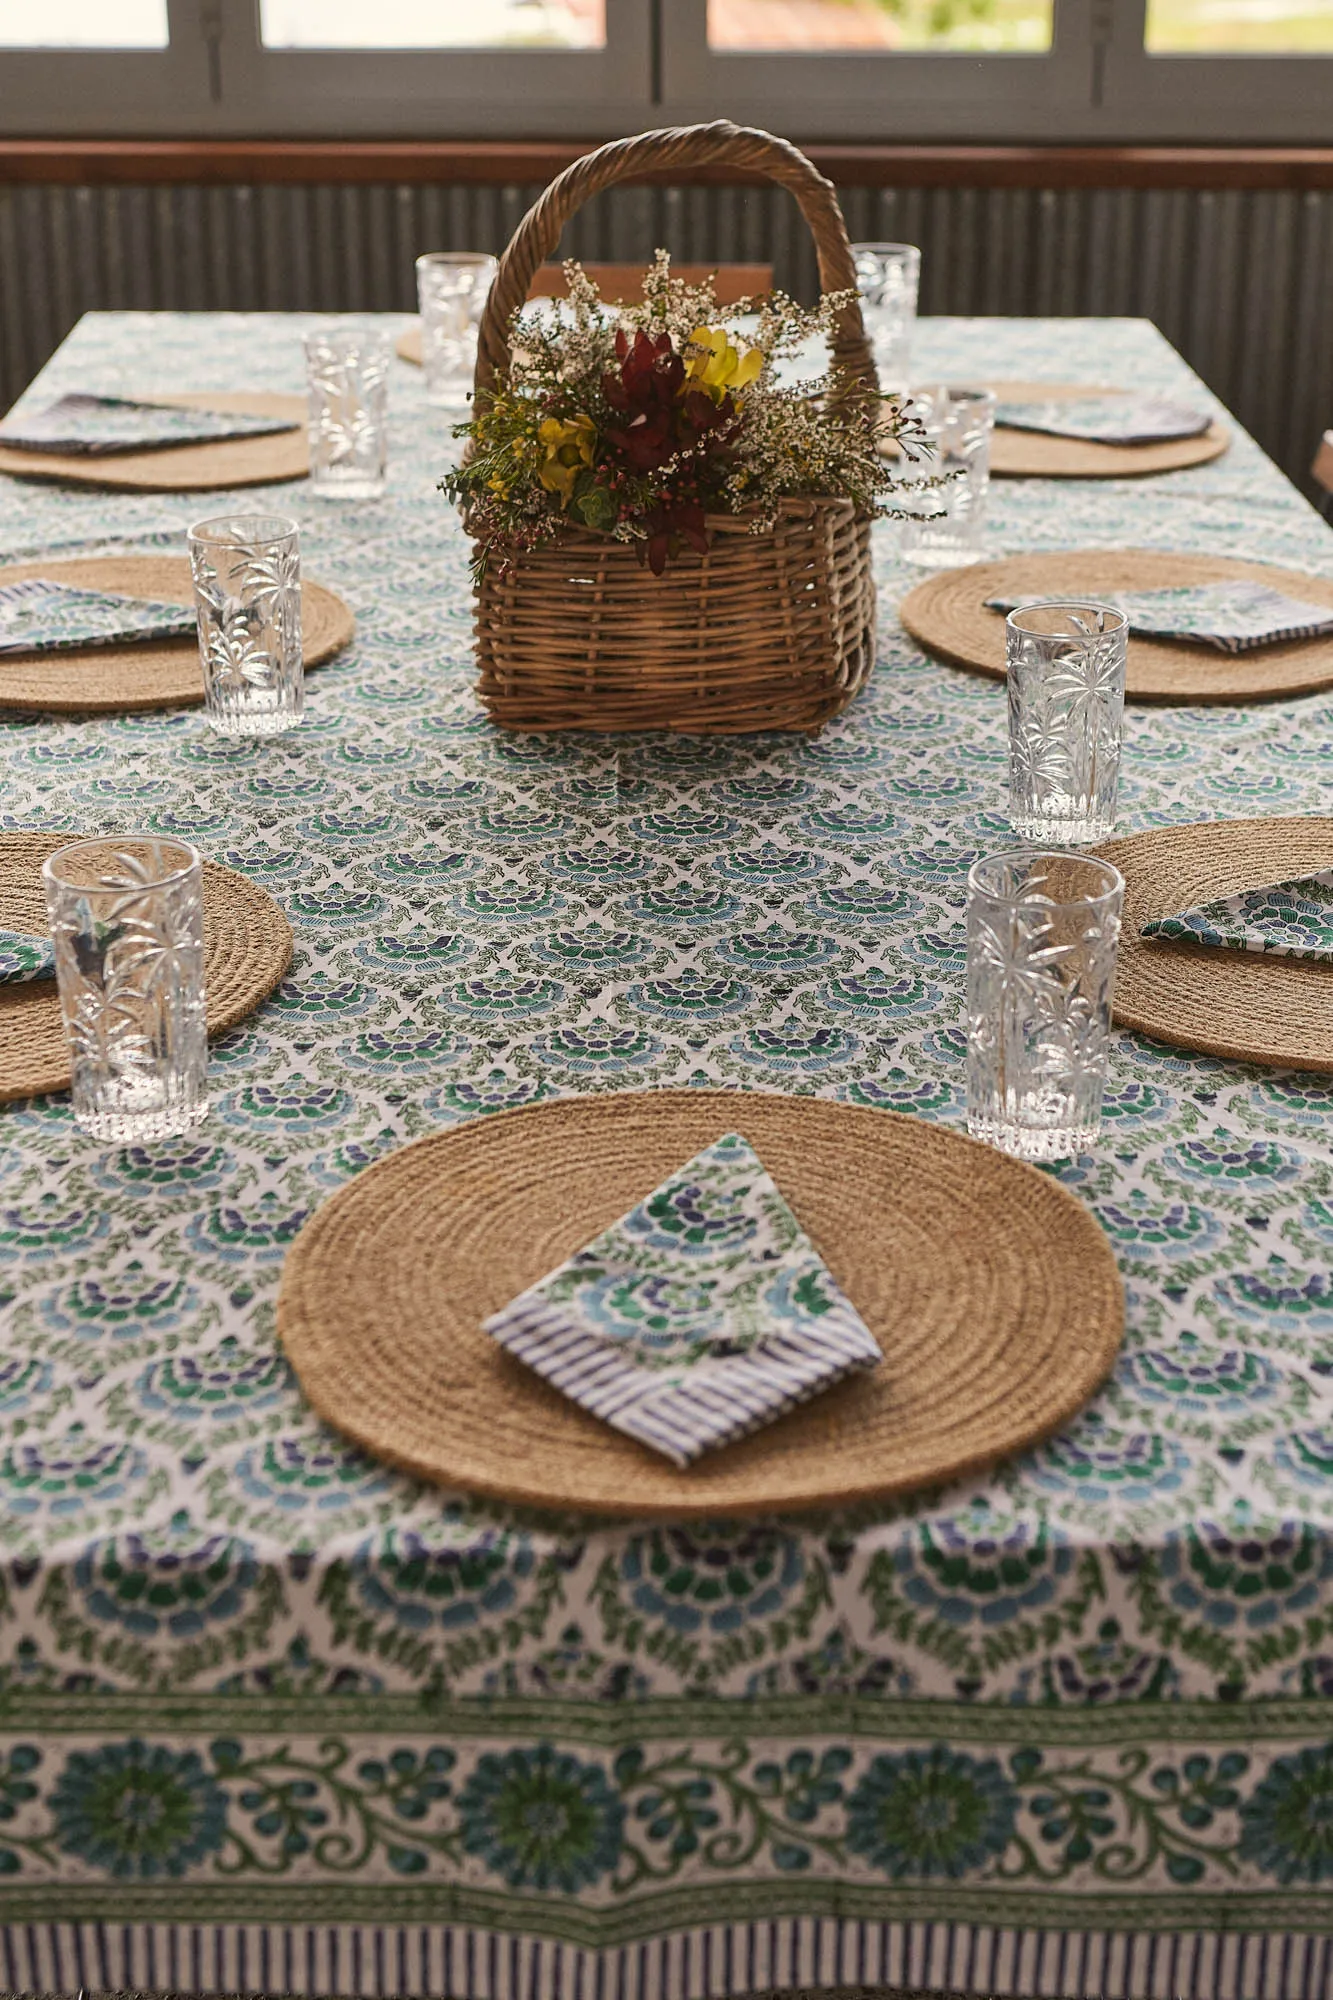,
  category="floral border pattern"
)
[0,1714,1329,1923]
